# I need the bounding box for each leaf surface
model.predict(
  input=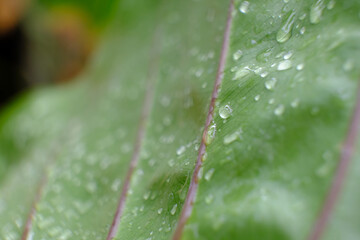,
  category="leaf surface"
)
[0,0,360,240]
